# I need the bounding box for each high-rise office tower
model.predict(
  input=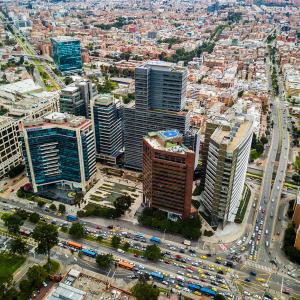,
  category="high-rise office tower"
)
[50,36,82,74]
[21,112,96,193]
[202,116,253,227]
[143,130,195,219]
[60,80,97,118]
[124,61,199,170]
[91,94,123,164]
